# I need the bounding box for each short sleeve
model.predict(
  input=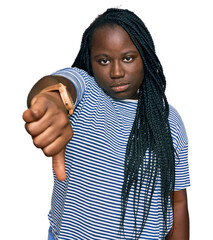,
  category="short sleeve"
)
[52,67,86,107]
[169,105,190,191]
